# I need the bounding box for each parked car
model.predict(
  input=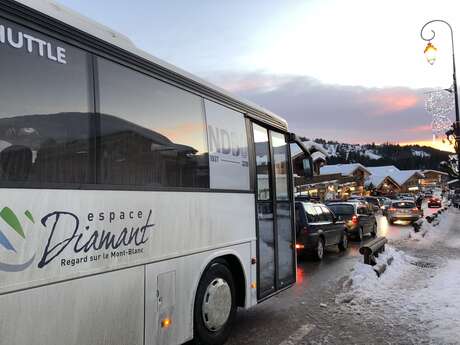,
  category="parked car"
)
[348,196,381,212]
[377,197,393,216]
[428,196,442,208]
[295,201,348,260]
[397,193,416,201]
[424,190,434,198]
[386,200,423,224]
[328,201,377,241]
